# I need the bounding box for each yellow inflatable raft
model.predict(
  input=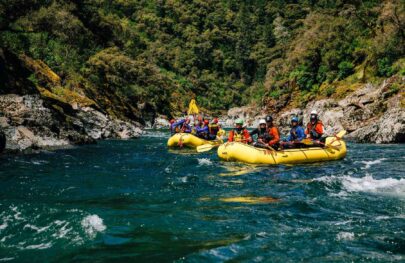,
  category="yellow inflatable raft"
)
[217,136,346,165]
[167,133,221,148]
